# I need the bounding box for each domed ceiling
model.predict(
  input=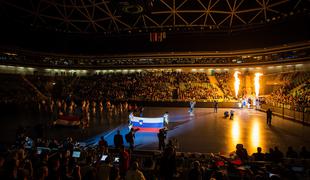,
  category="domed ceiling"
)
[1,0,309,33]
[0,0,309,54]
